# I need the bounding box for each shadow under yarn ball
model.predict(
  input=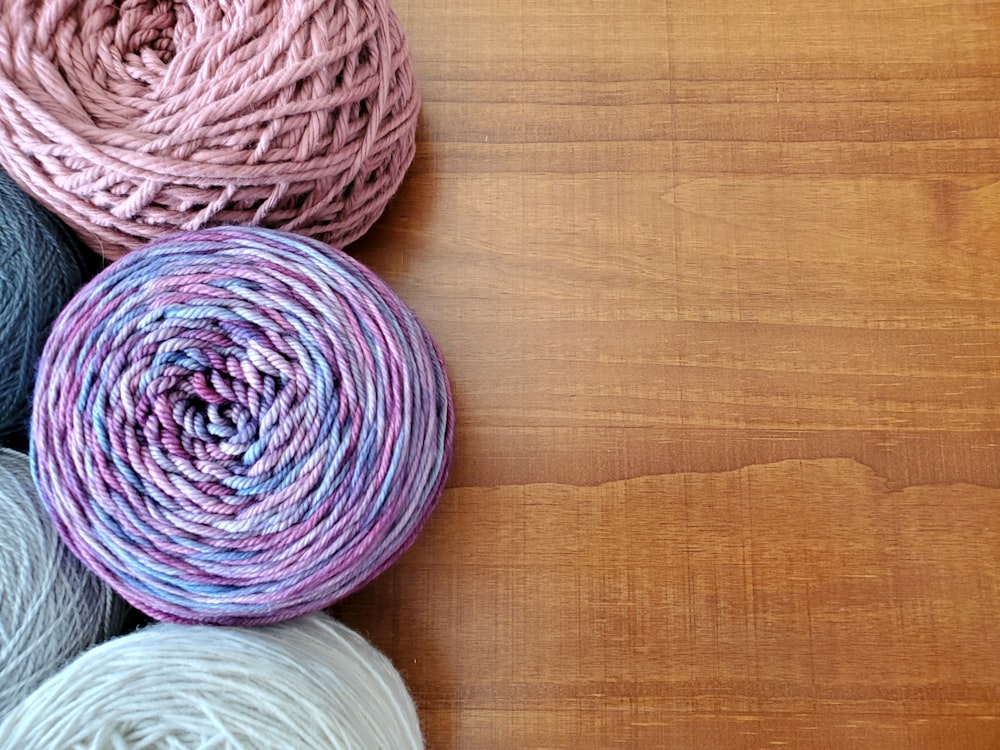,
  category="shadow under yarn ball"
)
[0,614,424,749]
[31,226,454,626]
[0,171,91,441]
[0,0,420,259]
